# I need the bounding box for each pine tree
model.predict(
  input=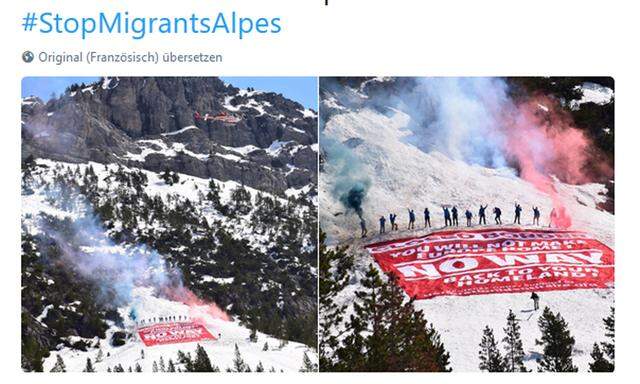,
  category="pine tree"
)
[95,348,104,363]
[602,307,614,364]
[535,307,578,372]
[160,168,179,186]
[319,229,354,370]
[478,326,505,372]
[152,360,159,372]
[256,361,265,372]
[299,352,318,372]
[159,356,166,372]
[590,307,614,372]
[206,179,226,214]
[167,359,176,372]
[83,357,95,372]
[134,363,142,372]
[589,343,614,372]
[502,310,528,372]
[232,344,248,372]
[50,354,66,372]
[192,344,217,372]
[177,350,193,372]
[332,264,450,372]
[262,341,269,351]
